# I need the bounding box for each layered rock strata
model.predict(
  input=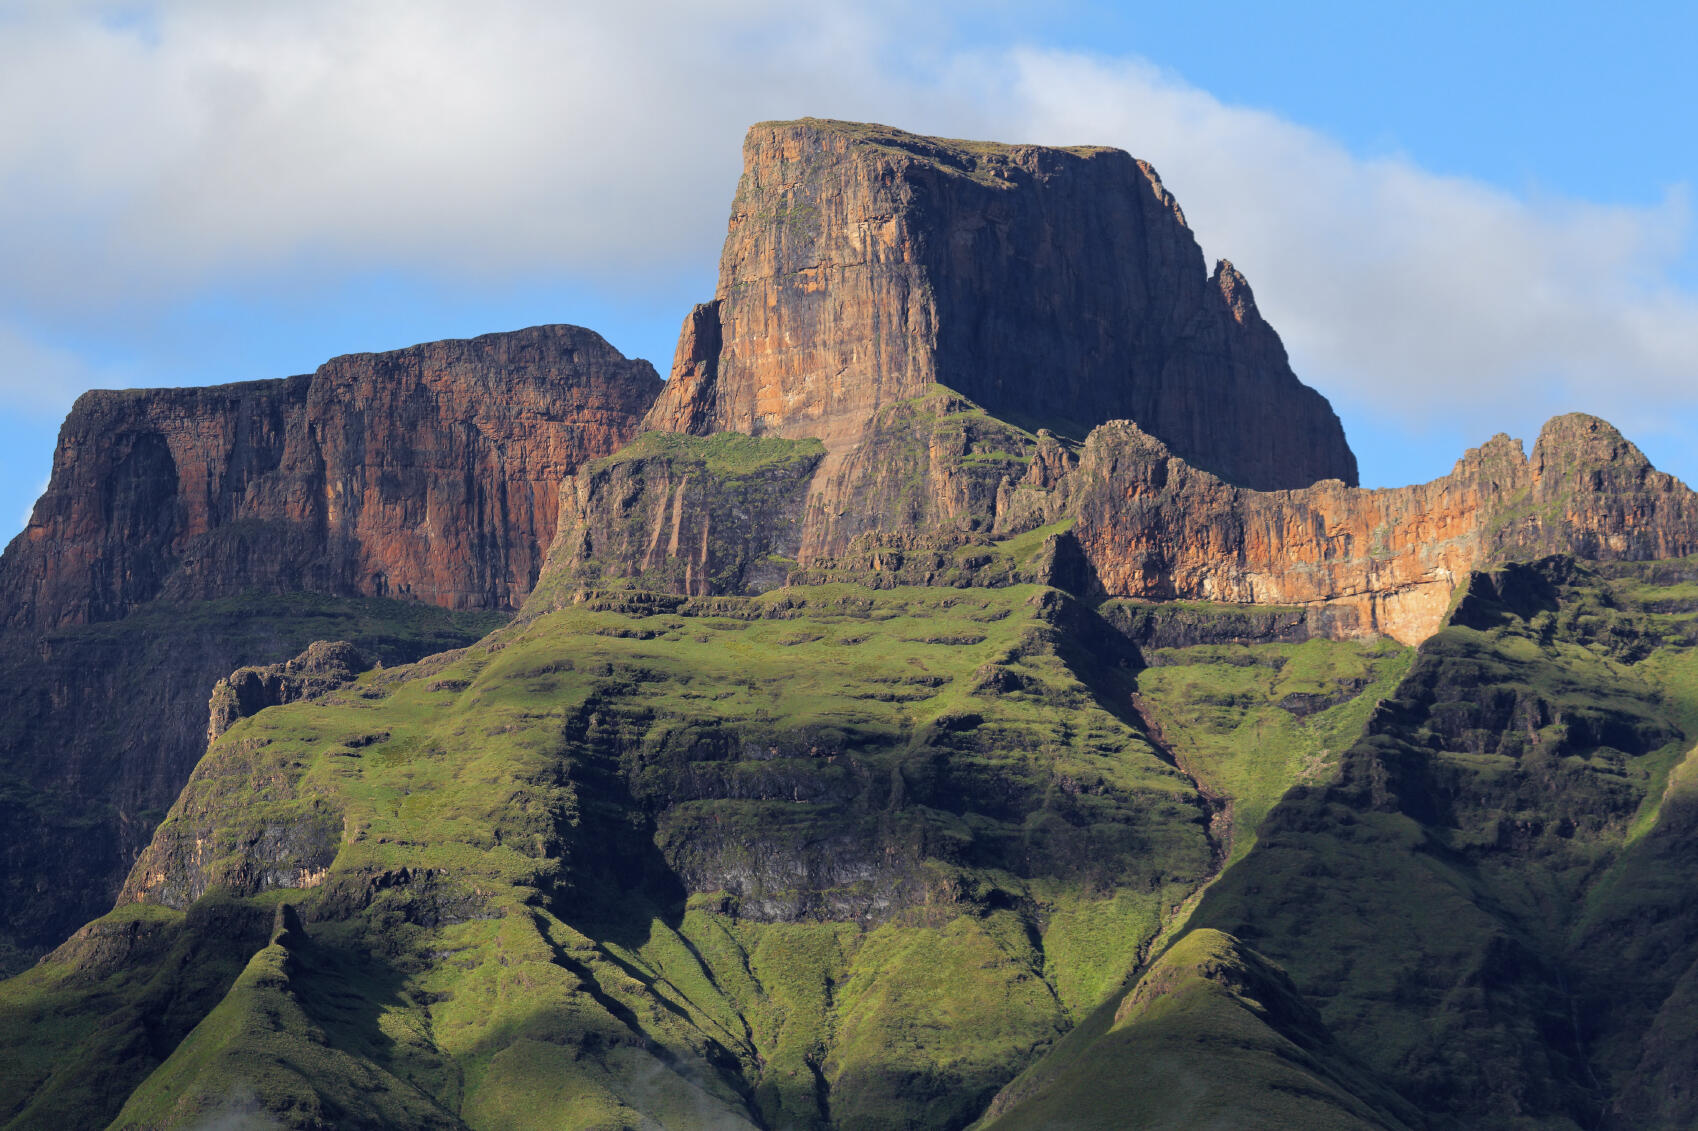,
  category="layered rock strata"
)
[1071,413,1698,644]
[564,394,1697,647]
[1,324,662,632]
[0,324,658,970]
[532,432,826,602]
[644,118,1357,492]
